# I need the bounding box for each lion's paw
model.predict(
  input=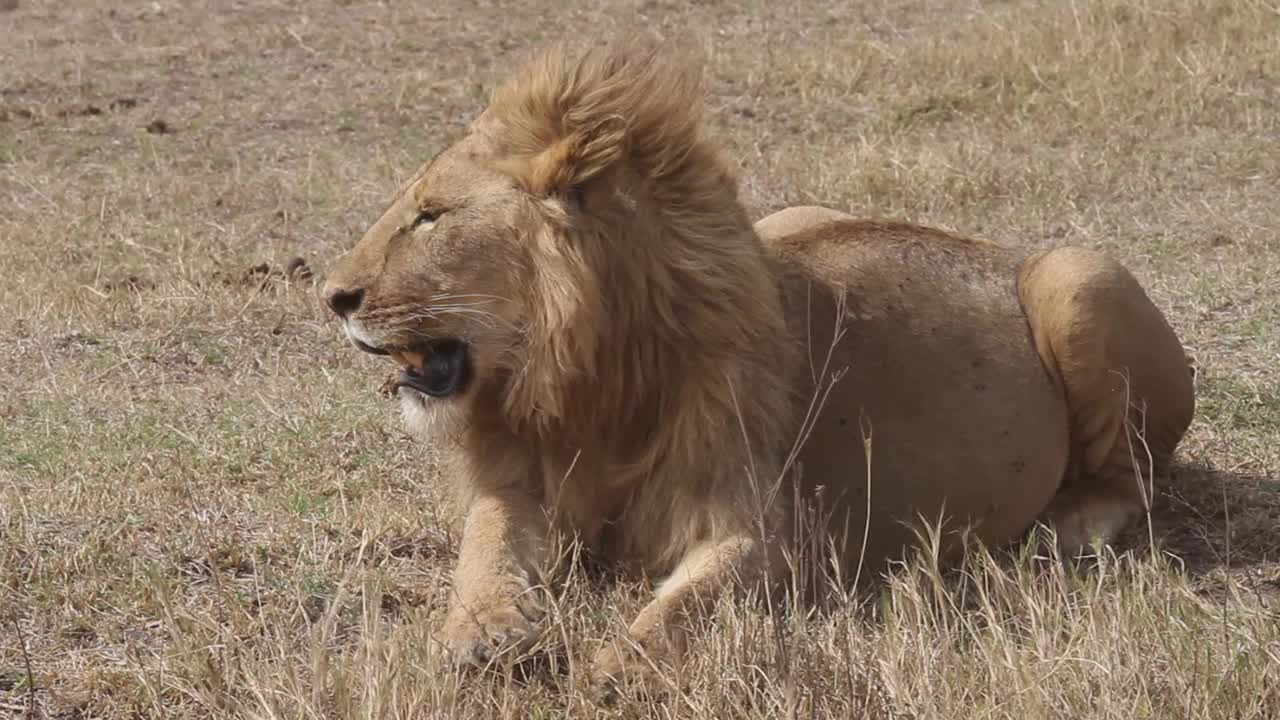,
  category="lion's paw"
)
[589,639,672,704]
[439,597,546,669]
[1042,490,1142,557]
